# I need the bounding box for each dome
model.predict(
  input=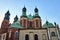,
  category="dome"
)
[34,7,38,13]
[27,14,33,20]
[21,6,27,18]
[22,6,26,12]
[10,20,24,29]
[42,22,54,28]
